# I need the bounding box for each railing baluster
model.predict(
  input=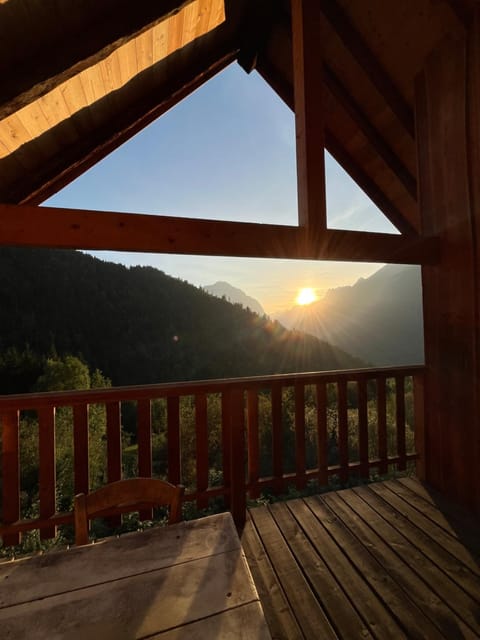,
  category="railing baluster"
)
[137,399,152,519]
[73,404,89,496]
[413,372,426,481]
[396,376,406,470]
[295,382,306,489]
[38,407,57,540]
[106,402,122,527]
[221,392,231,507]
[195,394,209,510]
[358,379,369,479]
[247,389,260,499]
[1,410,20,546]
[377,377,388,474]
[229,389,246,527]
[338,379,349,483]
[0,365,426,545]
[167,396,181,485]
[316,382,328,486]
[271,381,283,493]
